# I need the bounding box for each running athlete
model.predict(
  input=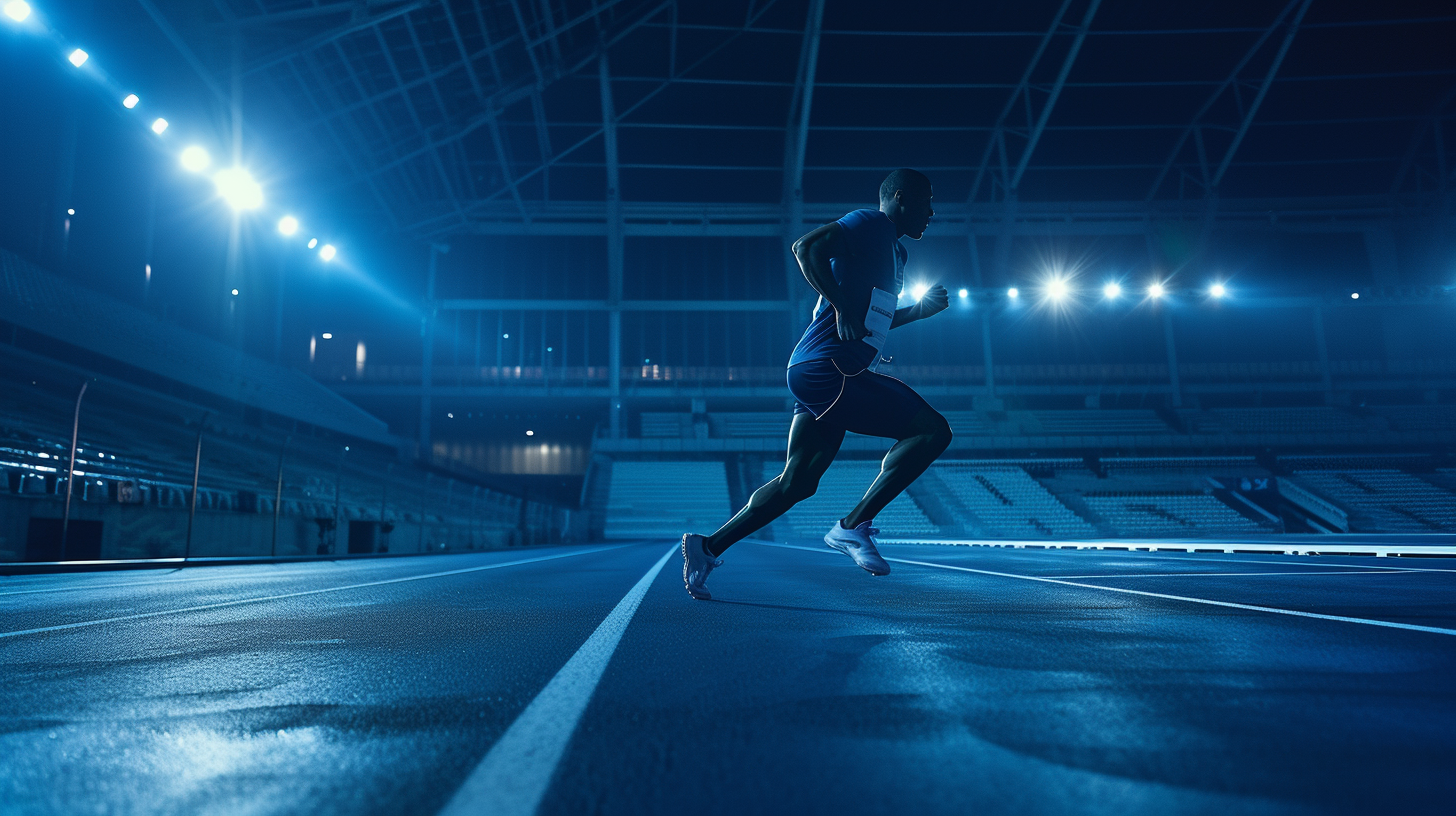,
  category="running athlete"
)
[680,168,953,600]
